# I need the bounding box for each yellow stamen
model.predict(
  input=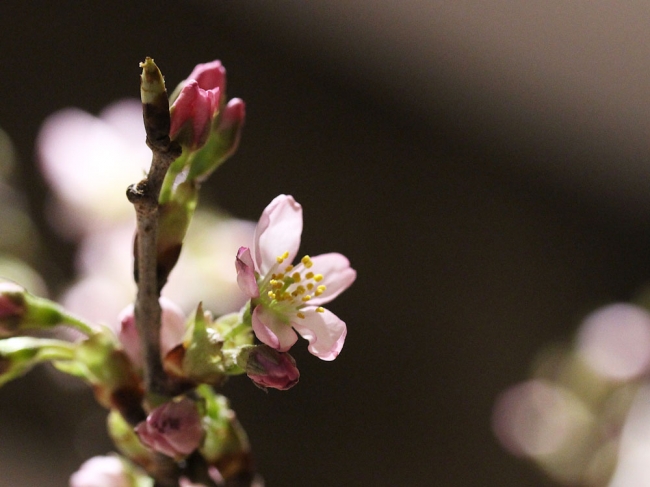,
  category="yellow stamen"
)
[267,291,276,300]
[302,295,312,302]
[315,285,326,296]
[301,255,313,268]
[291,272,301,282]
[314,274,323,282]
[285,265,294,272]
[306,272,314,279]
[316,307,325,313]
[276,251,290,263]
[297,312,306,319]
[307,283,314,290]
